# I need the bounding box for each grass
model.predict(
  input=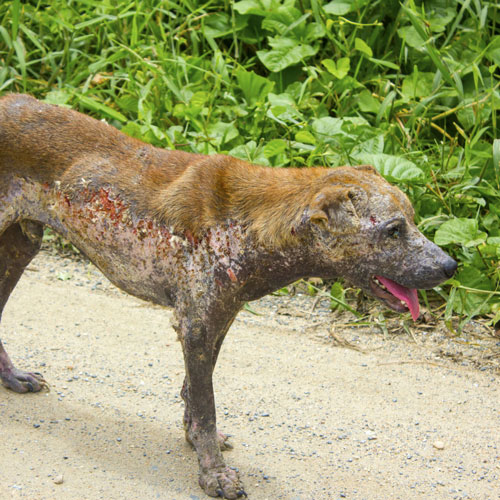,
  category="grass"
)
[0,0,499,328]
